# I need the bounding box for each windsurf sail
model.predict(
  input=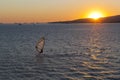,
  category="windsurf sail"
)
[35,37,45,53]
